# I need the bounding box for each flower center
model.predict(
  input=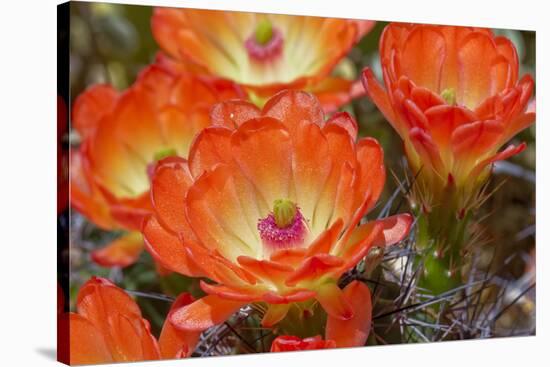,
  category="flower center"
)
[147,147,178,180]
[441,88,456,105]
[258,199,307,251]
[153,147,178,161]
[245,19,283,62]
